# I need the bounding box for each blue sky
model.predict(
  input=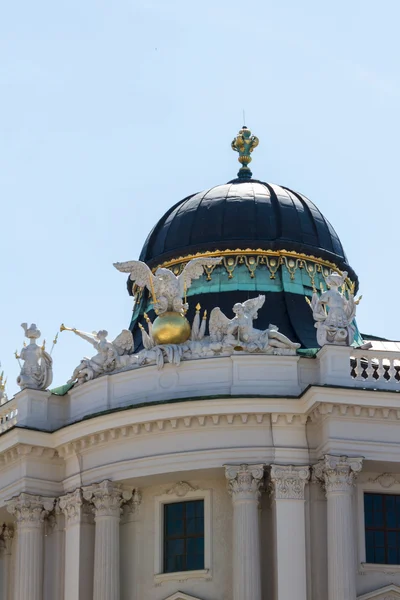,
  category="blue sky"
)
[1,0,399,394]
